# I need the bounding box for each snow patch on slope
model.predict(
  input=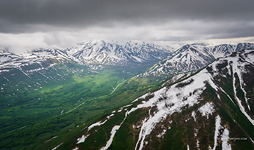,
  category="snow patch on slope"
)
[198,102,215,119]
[77,134,90,144]
[88,119,108,131]
[192,111,197,122]
[100,111,128,150]
[100,125,120,150]
[221,128,231,150]
[131,68,219,150]
[213,115,222,150]
[229,55,254,125]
